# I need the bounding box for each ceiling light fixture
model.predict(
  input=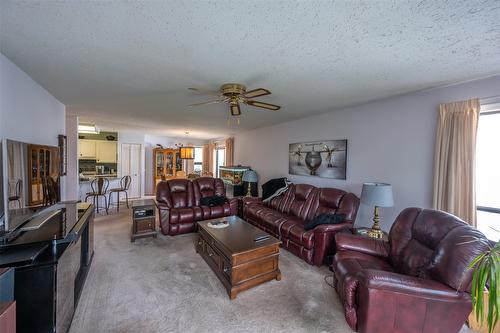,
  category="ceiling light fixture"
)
[78,124,100,134]
[177,131,194,159]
